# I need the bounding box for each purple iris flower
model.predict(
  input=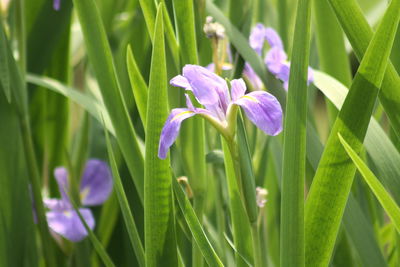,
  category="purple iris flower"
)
[44,159,113,242]
[158,64,283,159]
[245,23,314,90]
[53,0,61,11]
